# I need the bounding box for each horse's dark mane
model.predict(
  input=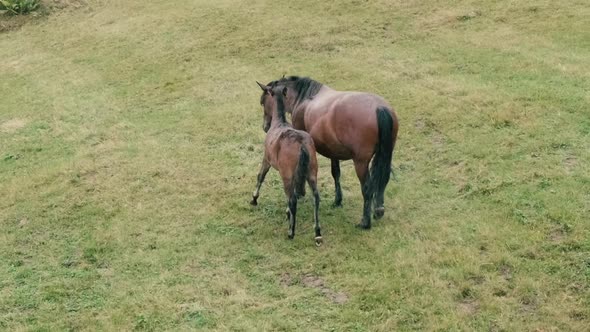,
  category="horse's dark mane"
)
[259,76,323,111]
[280,76,323,105]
